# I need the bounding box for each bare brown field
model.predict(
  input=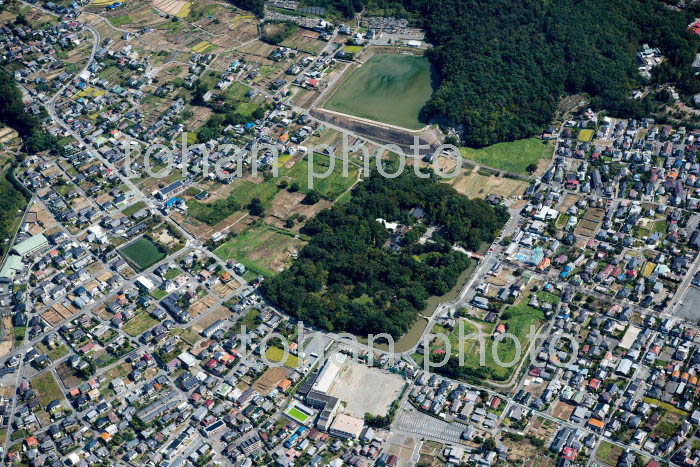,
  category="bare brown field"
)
[551,401,576,421]
[450,172,529,199]
[56,362,83,389]
[212,280,241,298]
[292,87,321,109]
[267,190,331,224]
[192,307,233,333]
[252,367,289,395]
[189,294,219,318]
[502,436,555,467]
[153,0,189,16]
